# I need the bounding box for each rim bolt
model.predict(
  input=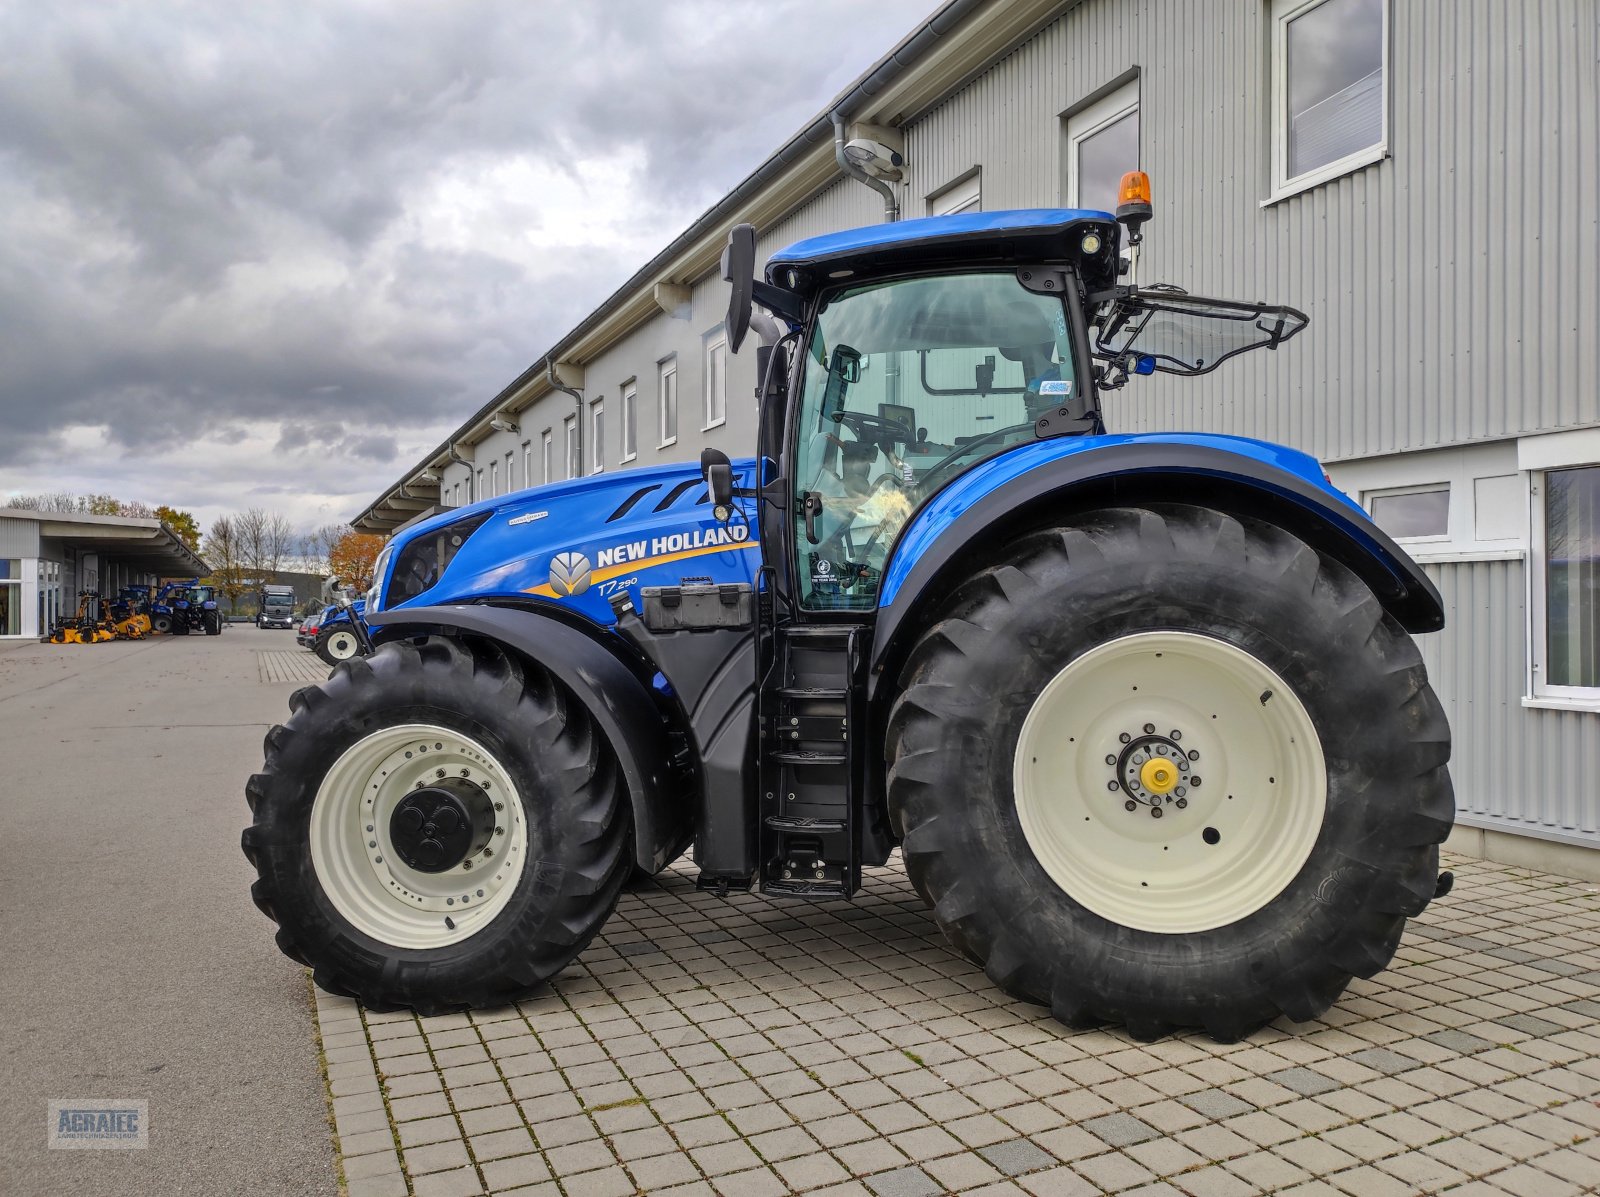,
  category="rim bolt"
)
[1105,754,1117,766]
[1191,776,1202,787]
[1176,798,1188,809]
[495,826,504,835]
[1151,807,1163,818]
[1171,729,1182,740]
[1143,723,1155,734]
[494,802,504,811]
[1124,799,1137,812]
[1107,781,1120,792]
[366,825,374,833]
[1119,732,1131,743]
[463,860,472,870]
[1189,749,1200,761]
[460,768,470,777]
[368,840,377,848]
[435,768,445,778]
[1175,786,1187,797]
